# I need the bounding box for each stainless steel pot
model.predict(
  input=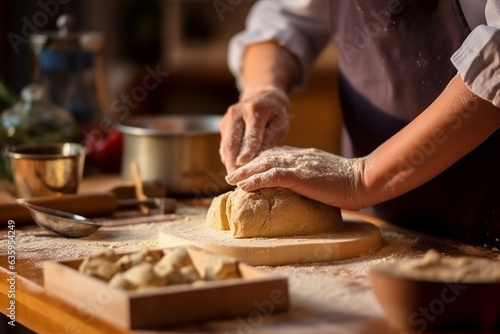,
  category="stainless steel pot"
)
[117,115,232,197]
